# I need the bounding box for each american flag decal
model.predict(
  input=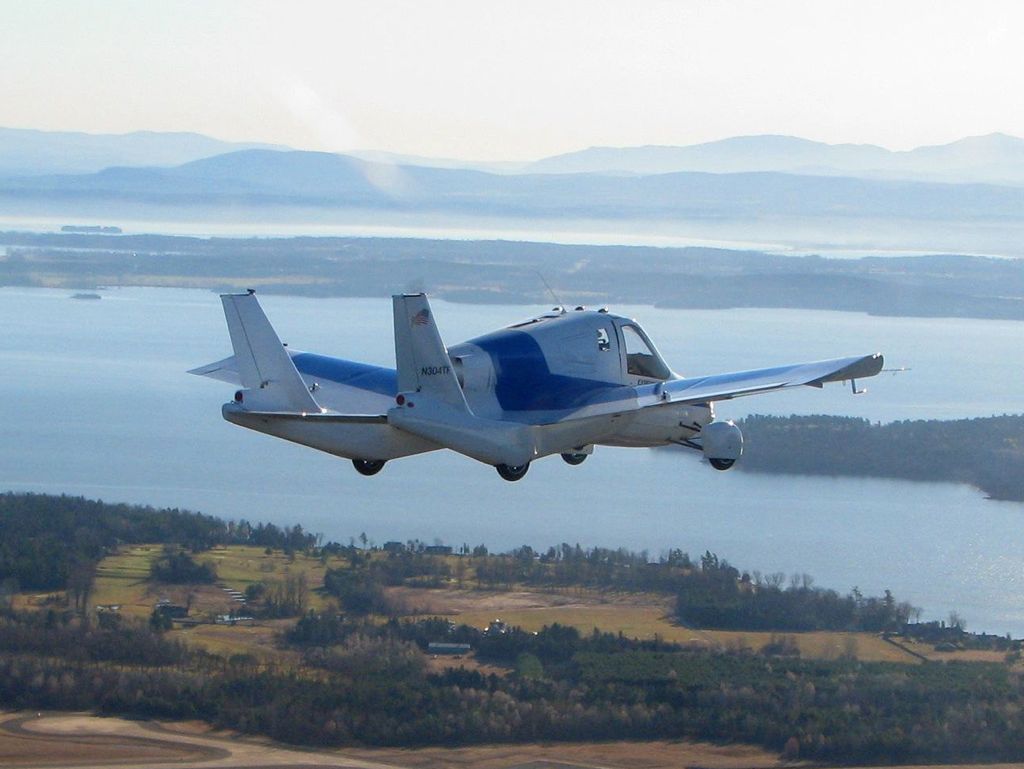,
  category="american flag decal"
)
[412,308,430,326]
